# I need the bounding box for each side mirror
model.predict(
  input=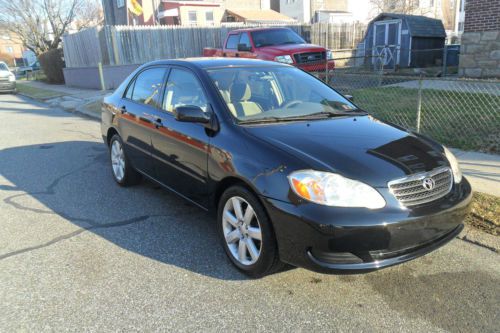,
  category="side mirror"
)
[345,95,354,102]
[174,105,211,124]
[237,43,252,52]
